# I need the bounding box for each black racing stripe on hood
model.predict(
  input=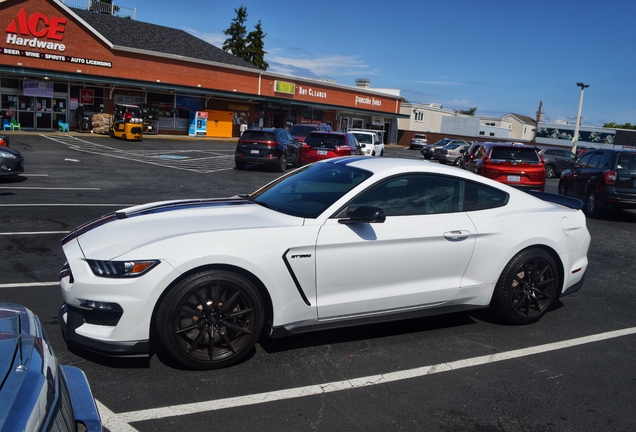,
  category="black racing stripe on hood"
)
[61,197,253,245]
[115,197,252,219]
